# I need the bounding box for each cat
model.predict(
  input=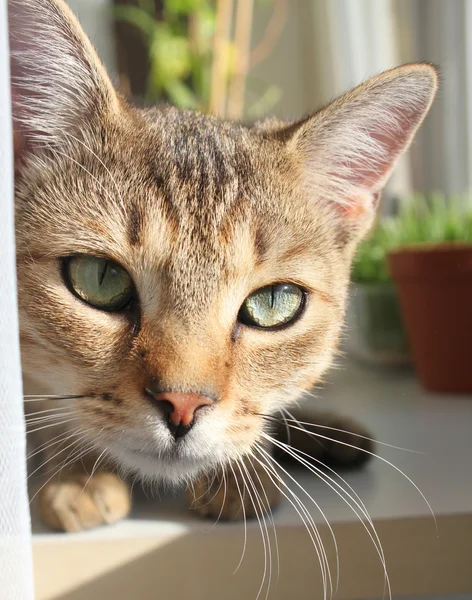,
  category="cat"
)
[9,0,437,532]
